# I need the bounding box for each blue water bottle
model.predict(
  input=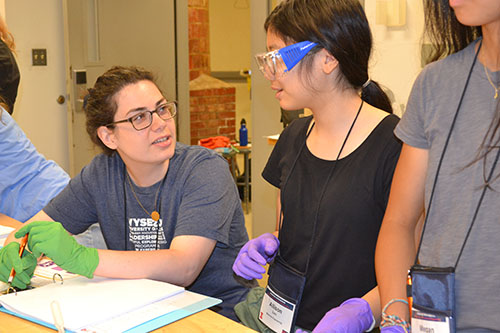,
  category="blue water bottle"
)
[239,118,248,146]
